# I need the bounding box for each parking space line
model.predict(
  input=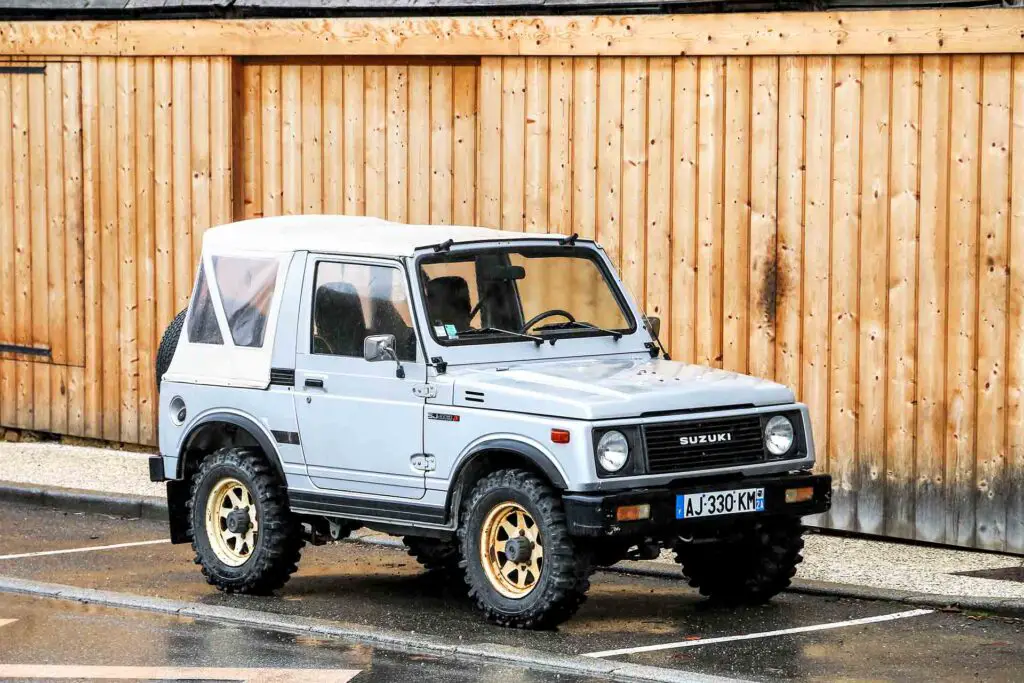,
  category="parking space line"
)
[584,608,935,658]
[0,665,361,681]
[0,539,169,561]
